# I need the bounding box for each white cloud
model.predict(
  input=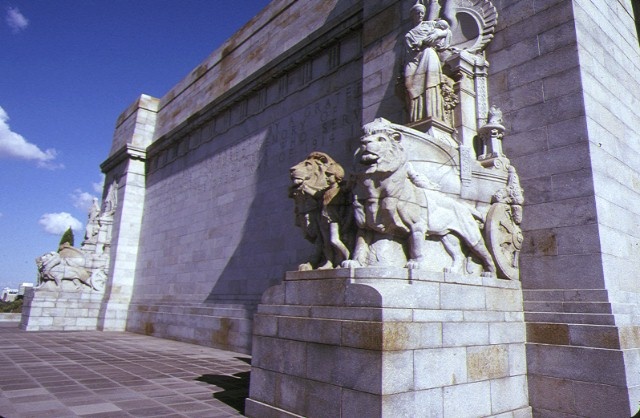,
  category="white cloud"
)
[92,175,105,194]
[71,189,98,212]
[38,212,82,235]
[6,7,28,33]
[0,106,62,169]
